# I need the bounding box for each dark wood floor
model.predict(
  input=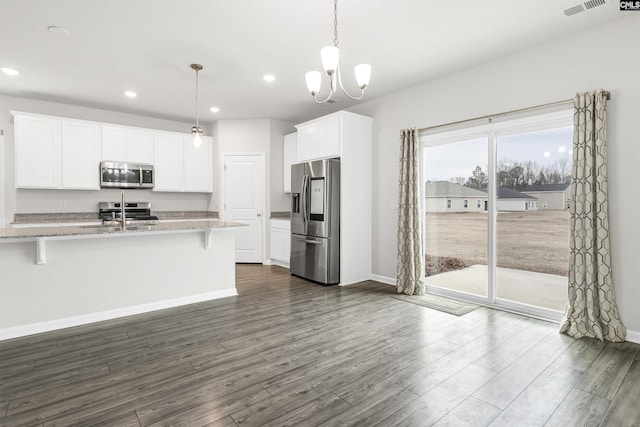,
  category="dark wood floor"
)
[1,265,639,426]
